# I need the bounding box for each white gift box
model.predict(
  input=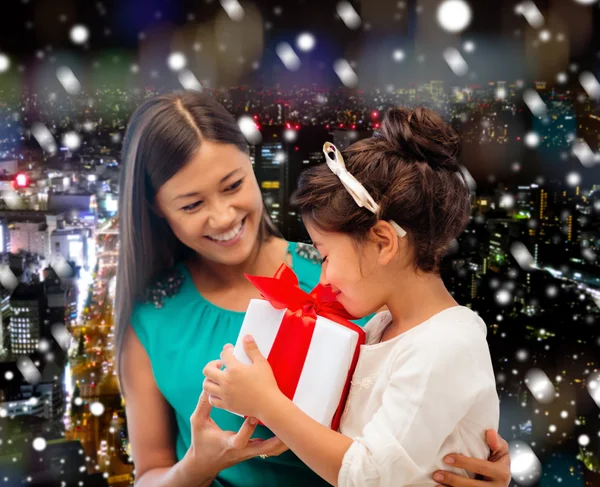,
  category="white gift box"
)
[233,299,363,428]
